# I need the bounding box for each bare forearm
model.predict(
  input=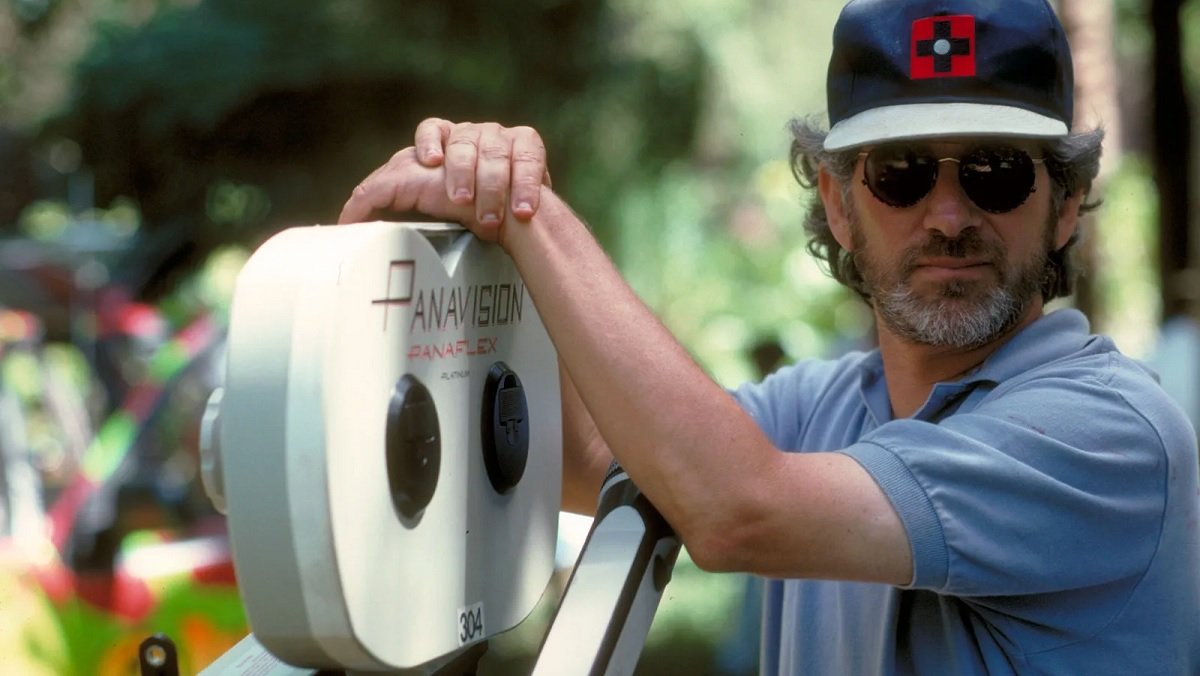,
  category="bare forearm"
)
[559,360,612,515]
[504,189,777,557]
[338,140,910,582]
